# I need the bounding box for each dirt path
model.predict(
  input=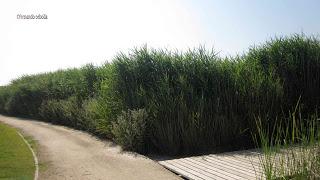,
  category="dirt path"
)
[0,115,179,180]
